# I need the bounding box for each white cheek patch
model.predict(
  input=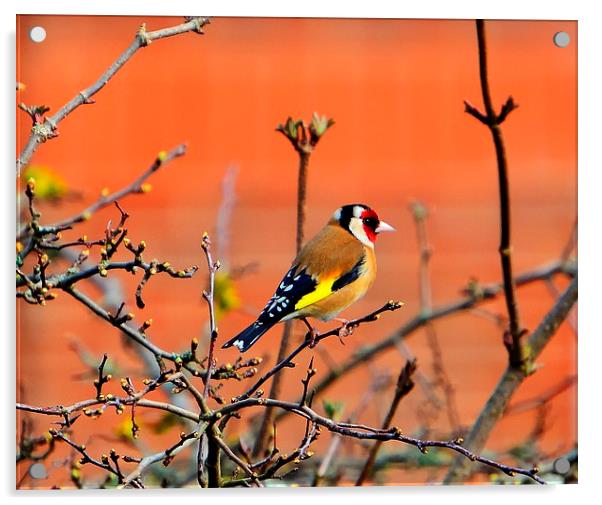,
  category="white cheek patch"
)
[349,218,374,248]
